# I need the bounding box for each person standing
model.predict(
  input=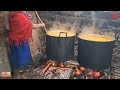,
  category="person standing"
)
[5,11,45,73]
